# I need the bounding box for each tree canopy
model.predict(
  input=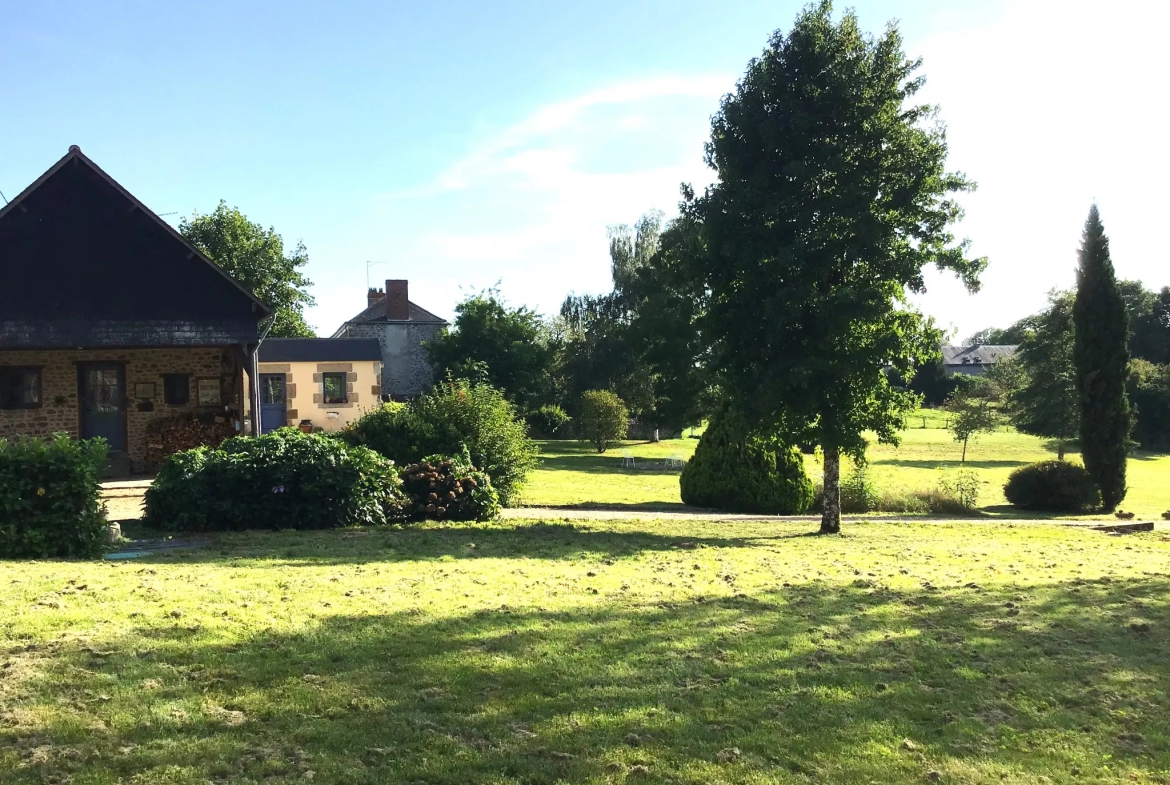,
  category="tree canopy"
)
[669,2,985,532]
[180,202,315,337]
[425,291,555,412]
